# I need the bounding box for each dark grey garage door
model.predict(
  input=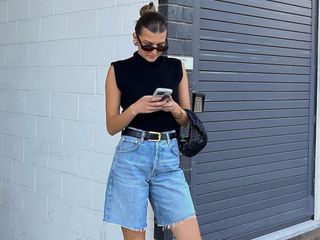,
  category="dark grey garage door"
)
[191,1,317,239]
